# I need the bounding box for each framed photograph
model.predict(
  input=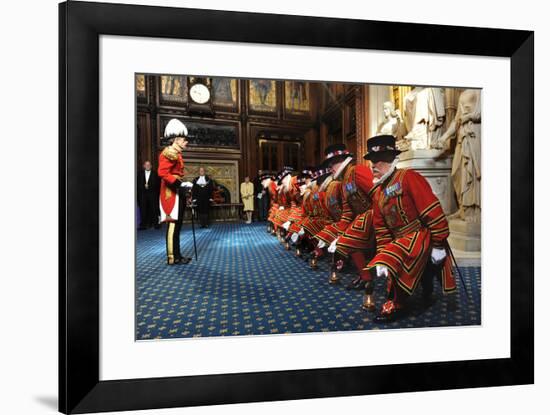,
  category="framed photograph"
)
[247,79,279,116]
[59,1,533,413]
